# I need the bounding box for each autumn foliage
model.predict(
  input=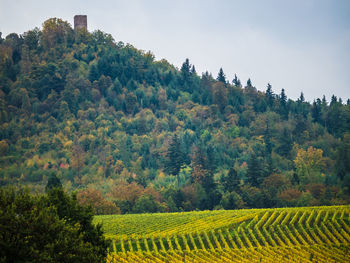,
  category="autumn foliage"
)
[77,188,120,215]
[0,17,349,214]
